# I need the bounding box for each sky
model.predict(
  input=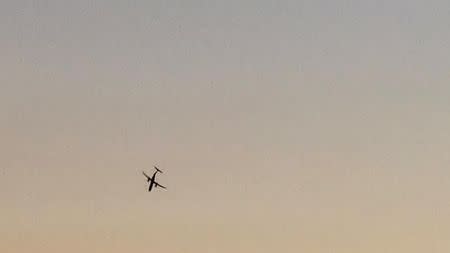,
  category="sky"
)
[2,0,450,252]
